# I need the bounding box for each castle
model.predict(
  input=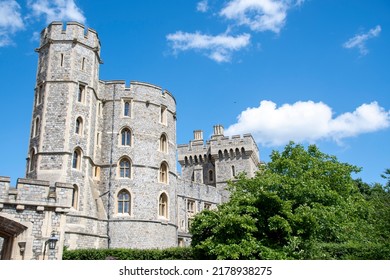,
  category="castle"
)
[0,22,260,260]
